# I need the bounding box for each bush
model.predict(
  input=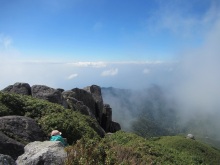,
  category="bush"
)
[39,111,100,144]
